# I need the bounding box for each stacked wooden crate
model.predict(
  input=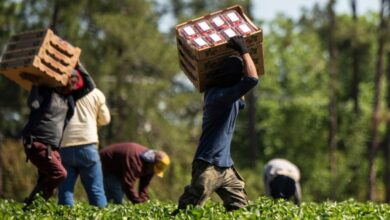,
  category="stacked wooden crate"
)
[0,29,81,91]
[176,5,264,92]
